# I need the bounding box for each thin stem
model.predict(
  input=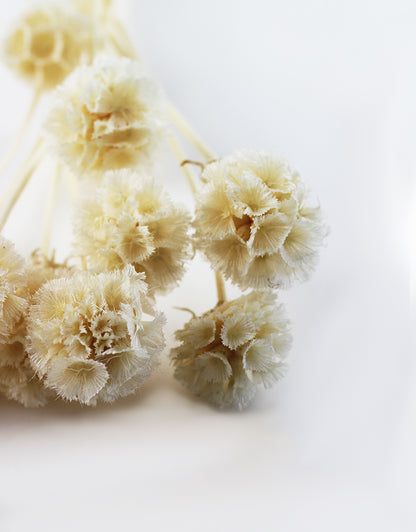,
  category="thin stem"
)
[42,163,60,259]
[215,271,227,306]
[0,140,44,232]
[106,17,139,60]
[170,132,227,304]
[0,87,41,174]
[168,136,198,195]
[168,103,217,162]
